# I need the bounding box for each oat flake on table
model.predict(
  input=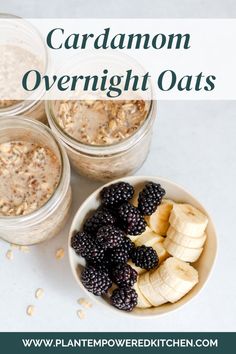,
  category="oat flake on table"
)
[77,309,86,320]
[6,249,13,260]
[35,288,44,300]
[55,248,65,260]
[26,305,35,316]
[20,245,30,253]
[78,297,93,309]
